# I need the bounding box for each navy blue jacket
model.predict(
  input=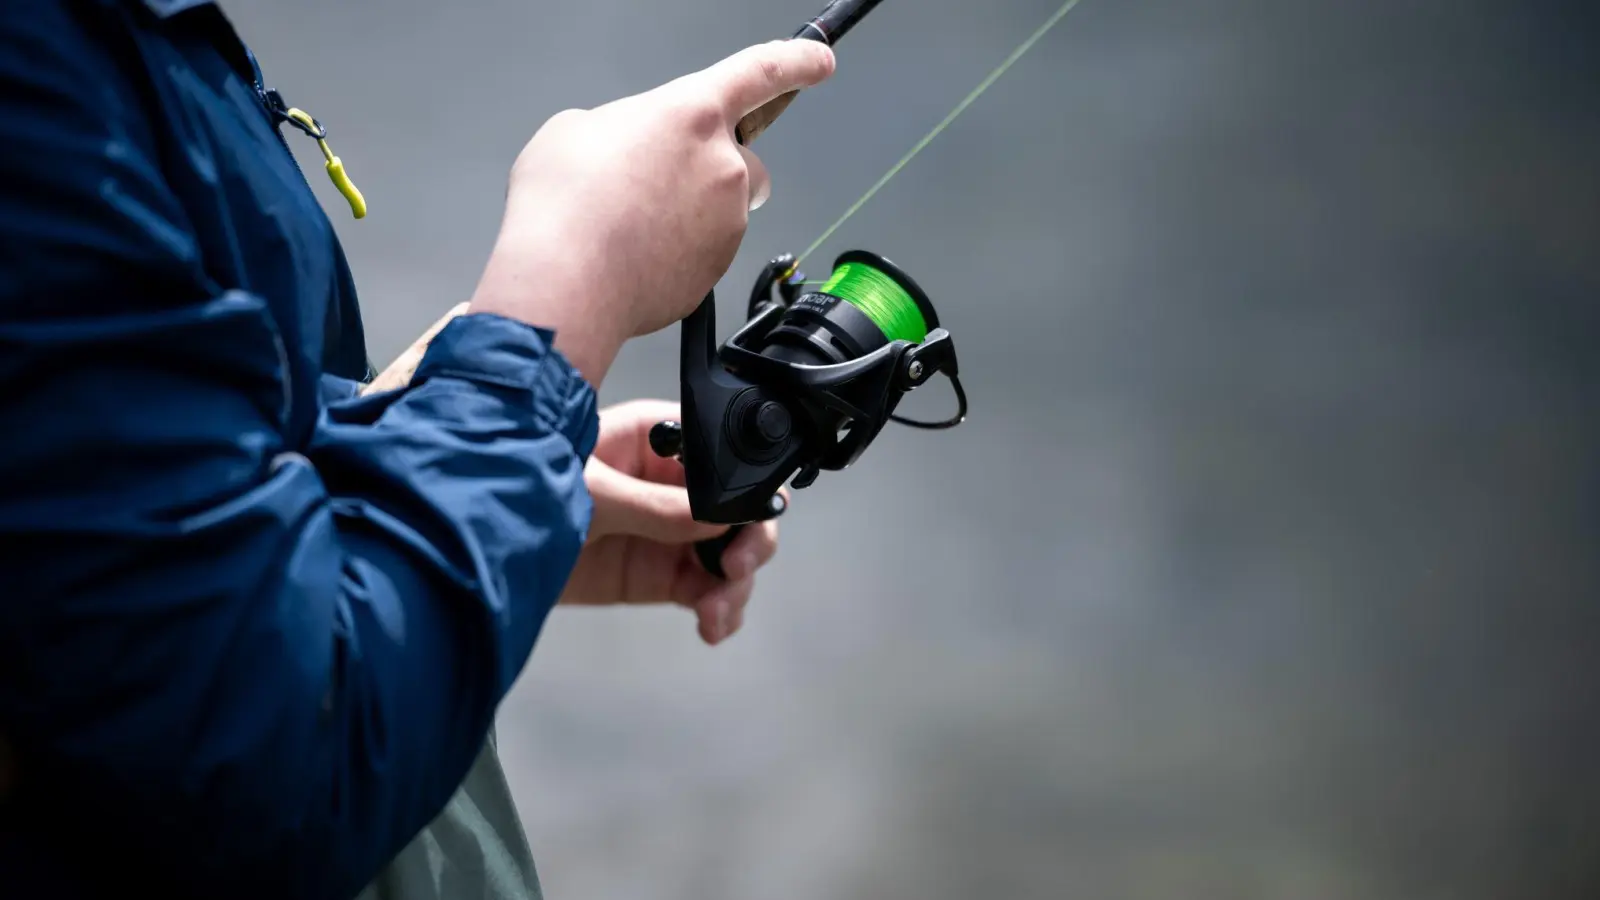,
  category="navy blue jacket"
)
[0,2,599,898]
